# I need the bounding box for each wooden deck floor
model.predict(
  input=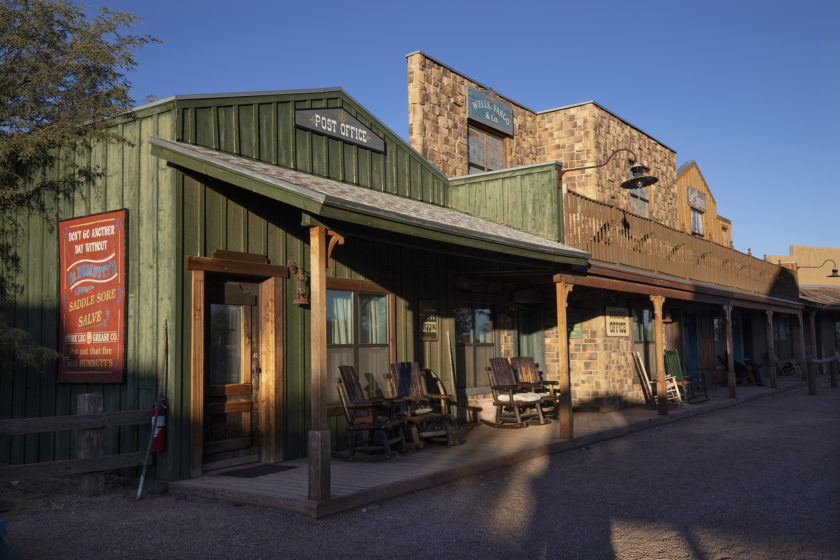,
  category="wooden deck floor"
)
[169,379,804,518]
